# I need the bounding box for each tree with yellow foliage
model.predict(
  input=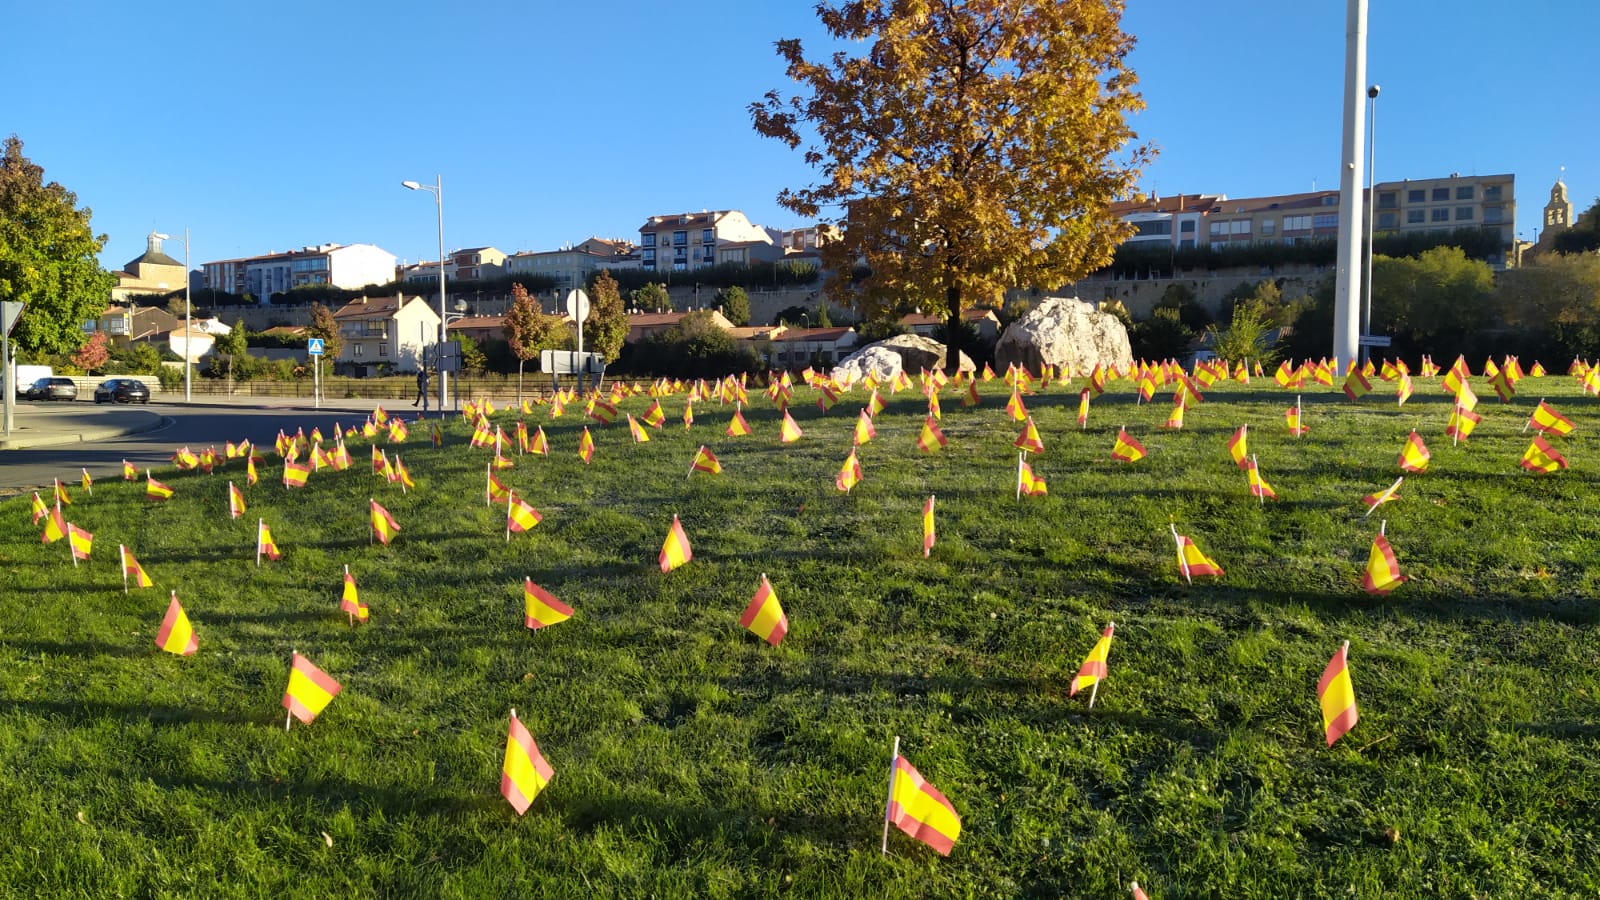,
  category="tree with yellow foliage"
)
[751,0,1152,371]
